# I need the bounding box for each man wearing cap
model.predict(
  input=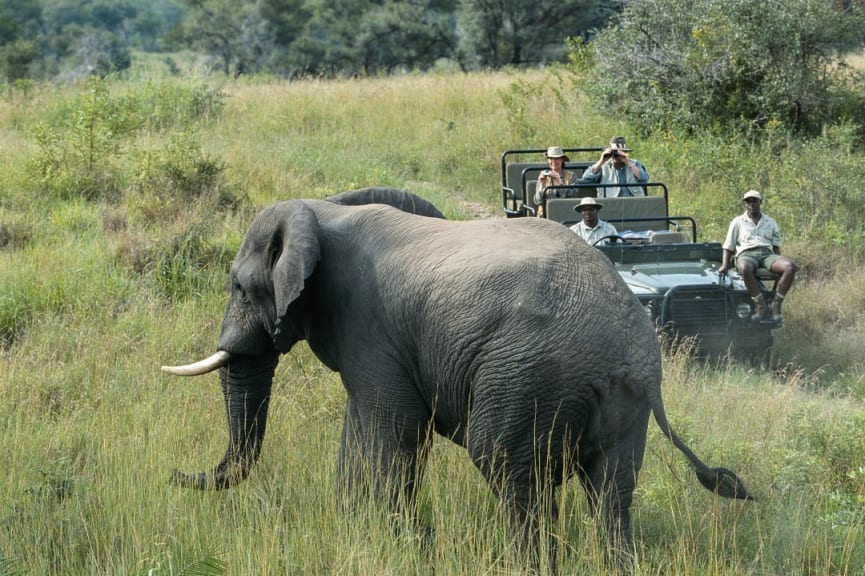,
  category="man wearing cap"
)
[569,196,619,246]
[581,136,649,197]
[719,190,799,322]
[533,146,578,216]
